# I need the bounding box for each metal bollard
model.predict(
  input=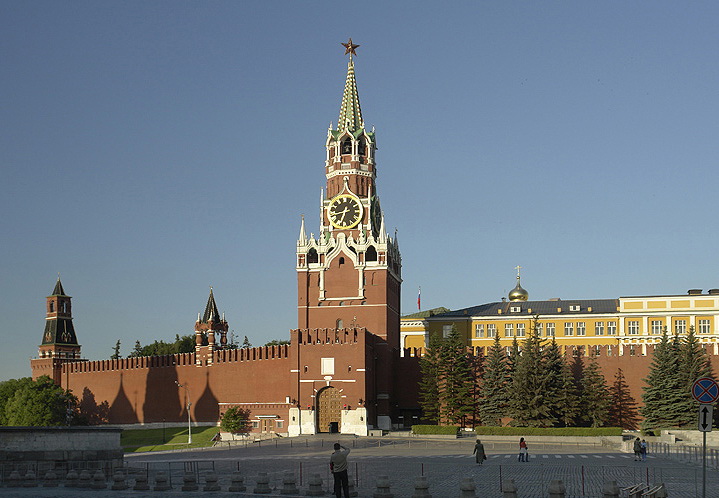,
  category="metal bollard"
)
[253,472,272,494]
[228,471,246,492]
[412,475,431,498]
[153,471,172,491]
[373,475,394,498]
[502,479,518,498]
[602,480,620,498]
[459,477,476,497]
[280,471,300,494]
[548,479,566,498]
